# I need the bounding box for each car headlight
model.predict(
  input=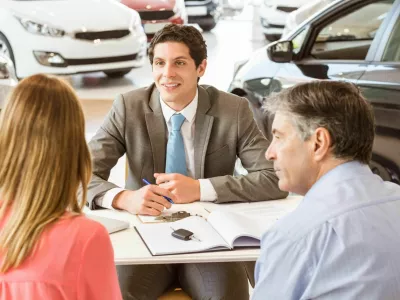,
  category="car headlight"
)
[15,16,65,37]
